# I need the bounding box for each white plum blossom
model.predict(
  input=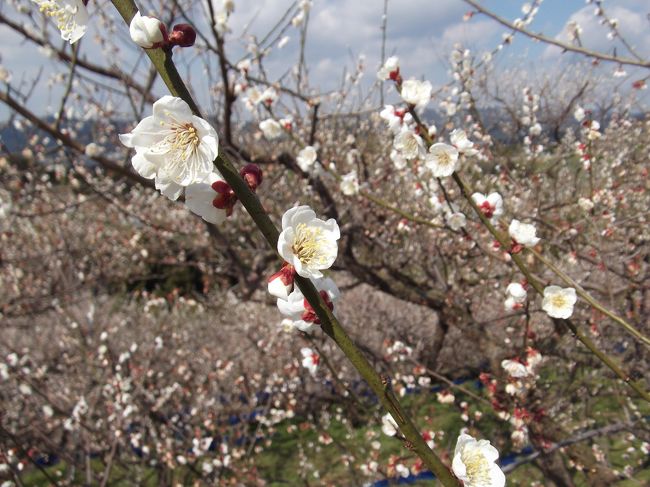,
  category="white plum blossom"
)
[446,211,466,231]
[400,79,432,109]
[119,96,219,193]
[0,67,11,83]
[508,219,540,247]
[573,105,585,122]
[260,87,278,105]
[578,197,594,212]
[300,347,320,376]
[236,59,251,73]
[32,0,88,44]
[214,11,230,34]
[393,128,423,160]
[585,120,601,140]
[452,433,506,487]
[501,359,529,378]
[242,87,262,109]
[380,105,412,134]
[450,129,477,156]
[277,205,340,279]
[377,56,399,80]
[296,146,318,172]
[529,123,542,137]
[437,390,455,404]
[471,192,503,219]
[84,143,103,158]
[381,413,399,436]
[340,170,359,196]
[542,286,577,319]
[390,149,408,170]
[129,12,165,48]
[504,282,527,310]
[259,119,283,140]
[223,0,235,14]
[425,143,459,178]
[184,172,227,224]
[277,277,340,332]
[291,10,305,27]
